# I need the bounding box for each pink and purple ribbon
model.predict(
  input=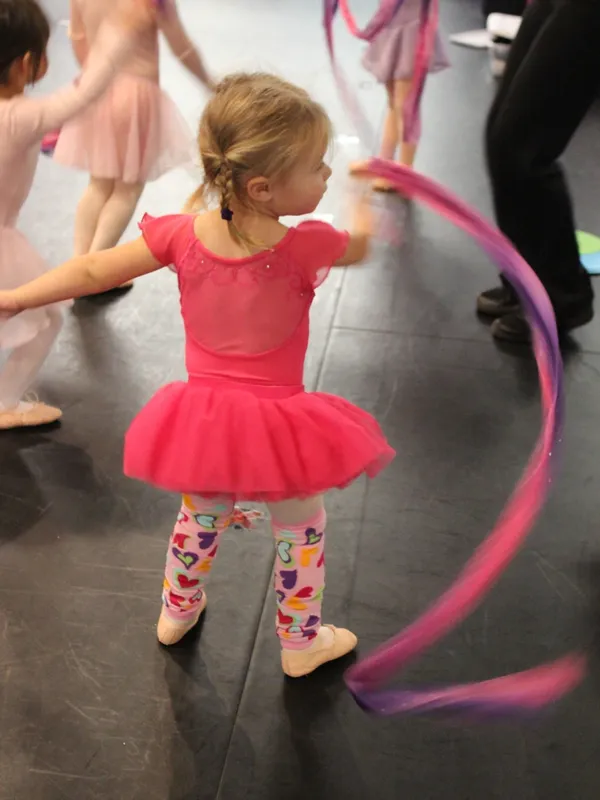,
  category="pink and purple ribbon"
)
[324,1,586,717]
